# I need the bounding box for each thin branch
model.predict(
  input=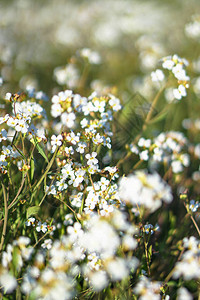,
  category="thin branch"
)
[0,183,8,252]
